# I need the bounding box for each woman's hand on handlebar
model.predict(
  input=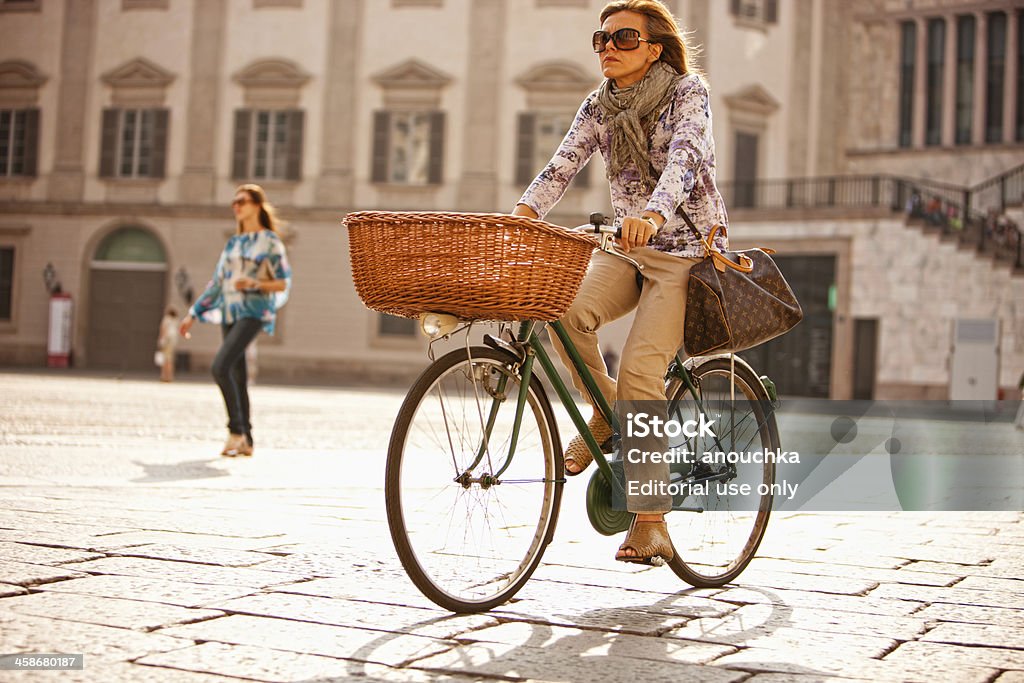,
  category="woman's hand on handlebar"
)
[618,213,662,253]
